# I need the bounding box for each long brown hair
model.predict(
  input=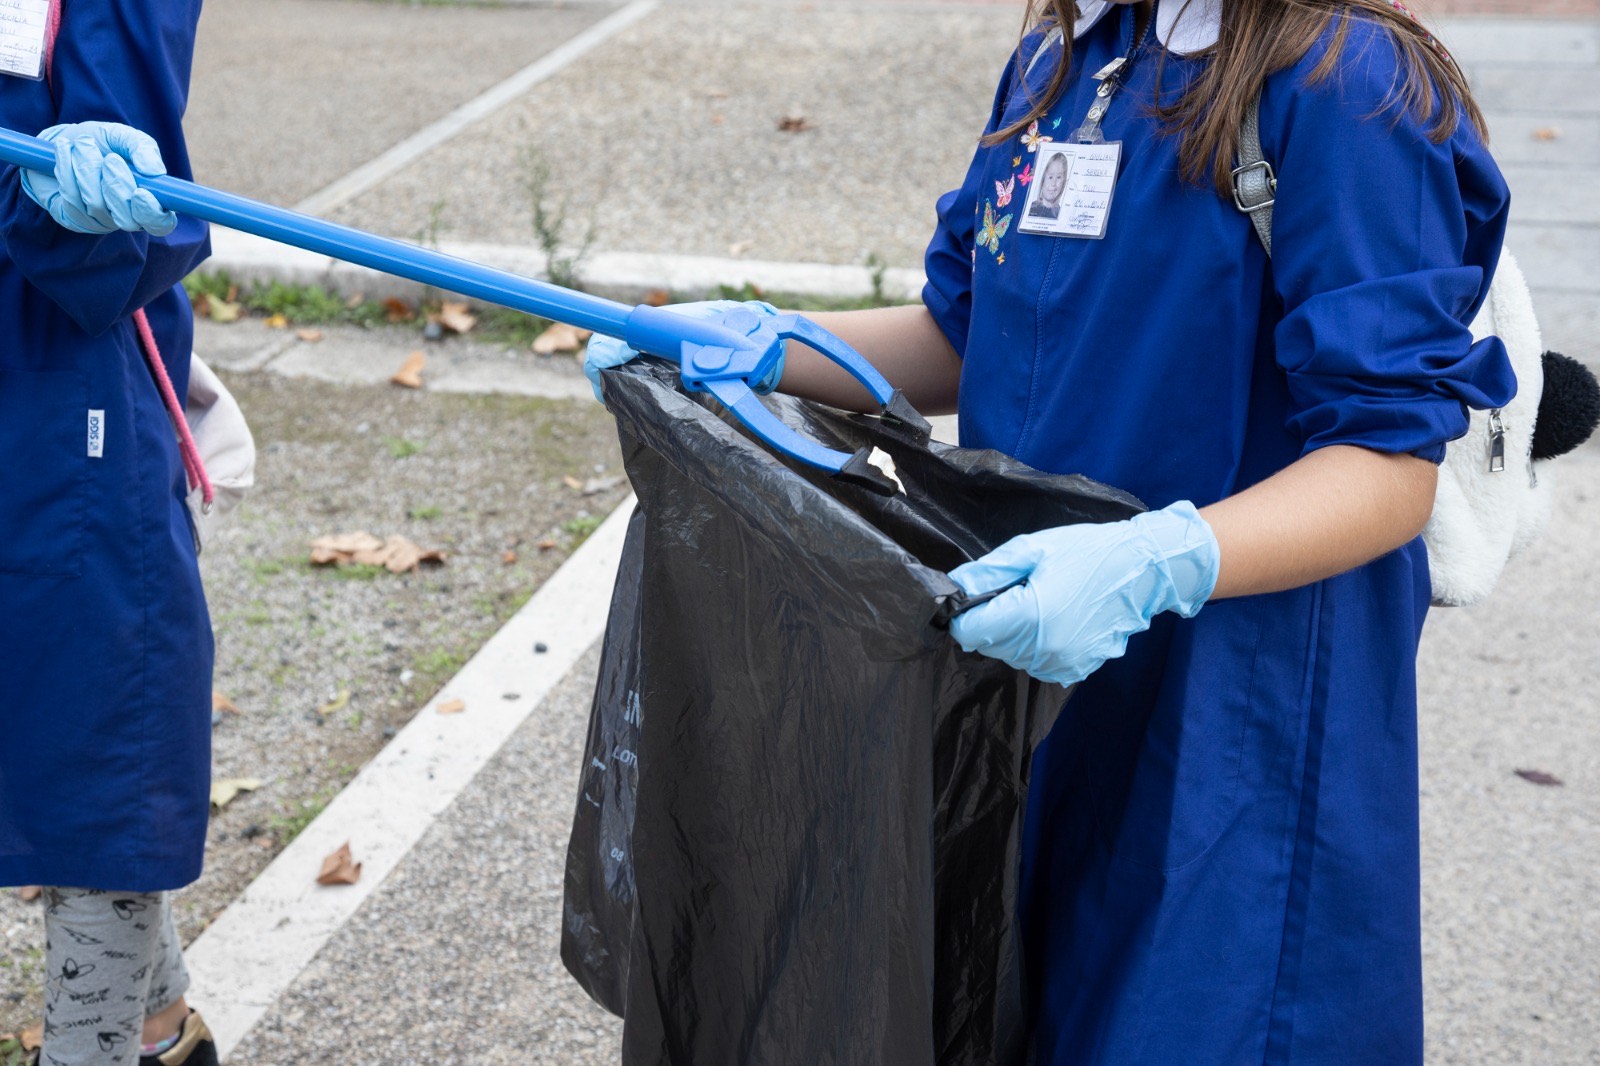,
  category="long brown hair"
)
[984,0,1486,194]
